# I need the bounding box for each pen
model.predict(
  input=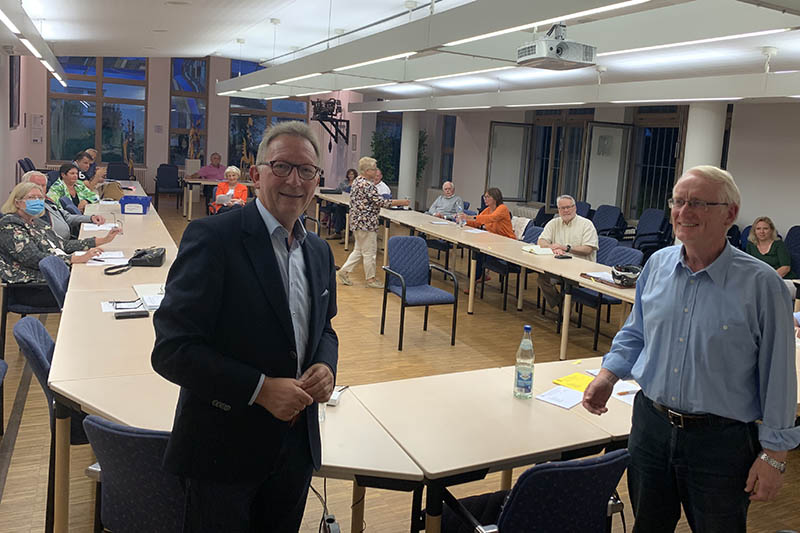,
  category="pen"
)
[616,390,638,396]
[89,258,105,263]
